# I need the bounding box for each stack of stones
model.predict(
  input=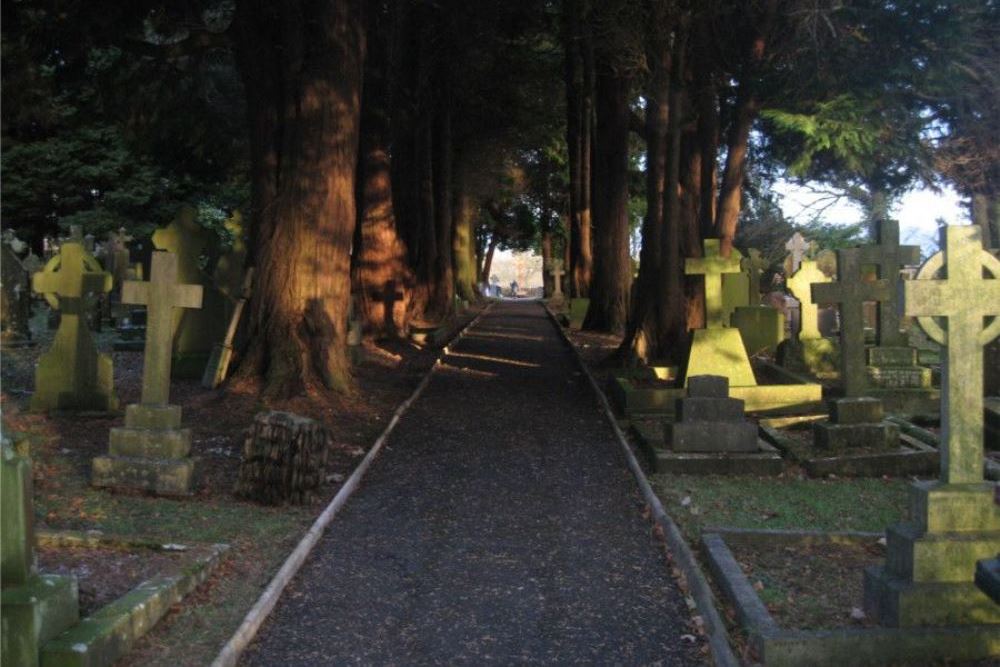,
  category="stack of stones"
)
[813,397,899,451]
[667,375,758,453]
